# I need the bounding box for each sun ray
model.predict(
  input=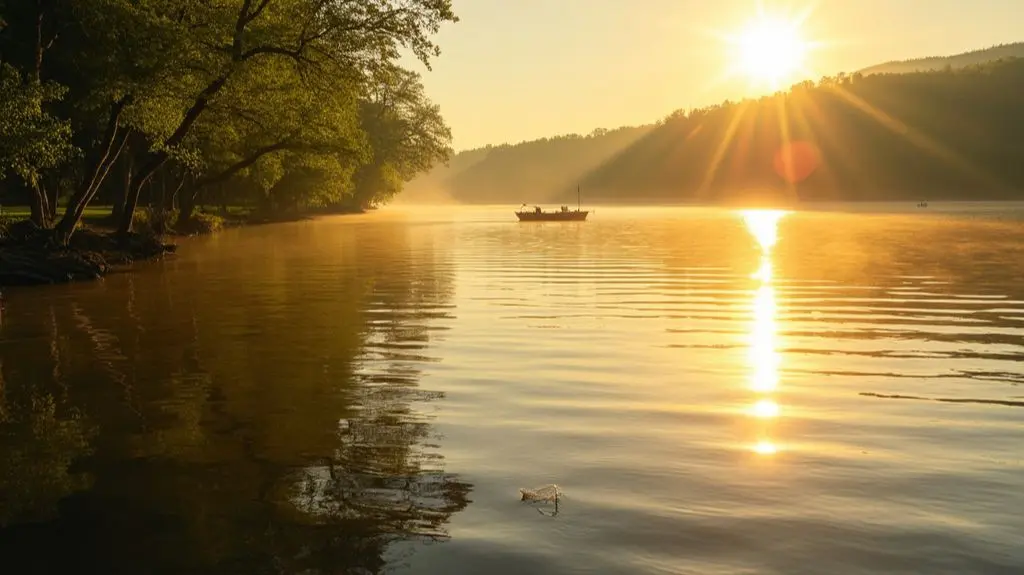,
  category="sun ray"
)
[791,91,863,197]
[698,102,750,197]
[826,84,1010,193]
[774,95,796,195]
